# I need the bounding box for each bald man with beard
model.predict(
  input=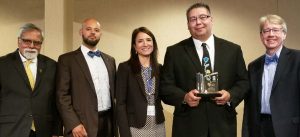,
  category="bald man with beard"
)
[56,18,118,137]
